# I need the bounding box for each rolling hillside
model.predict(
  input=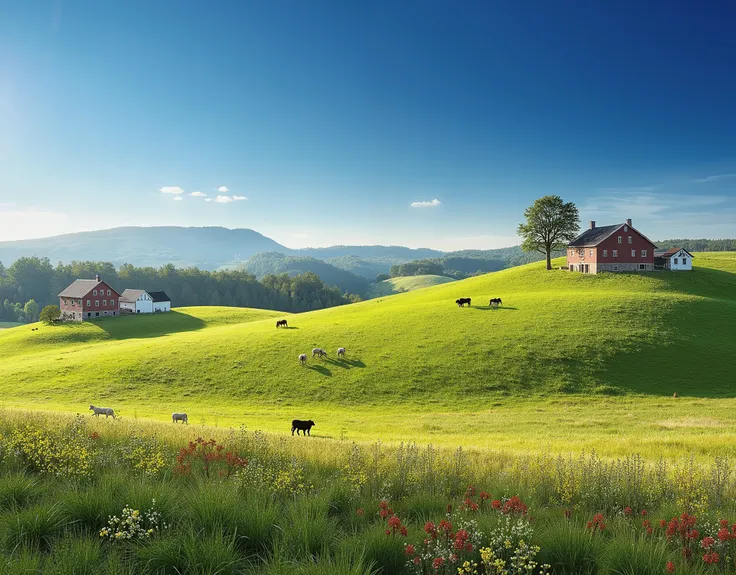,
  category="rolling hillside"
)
[367,274,455,297]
